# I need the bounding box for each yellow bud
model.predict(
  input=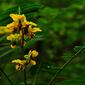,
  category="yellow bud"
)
[11,45,16,48]
[7,34,21,41]
[7,34,15,41]
[7,36,12,41]
[31,28,42,33]
[31,50,39,58]
[30,60,36,65]
[29,22,37,26]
